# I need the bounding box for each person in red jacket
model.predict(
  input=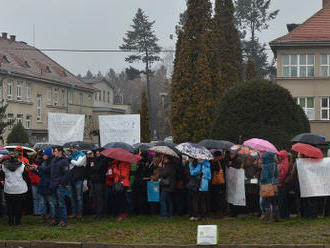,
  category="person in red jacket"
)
[105,162,116,217]
[112,160,130,221]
